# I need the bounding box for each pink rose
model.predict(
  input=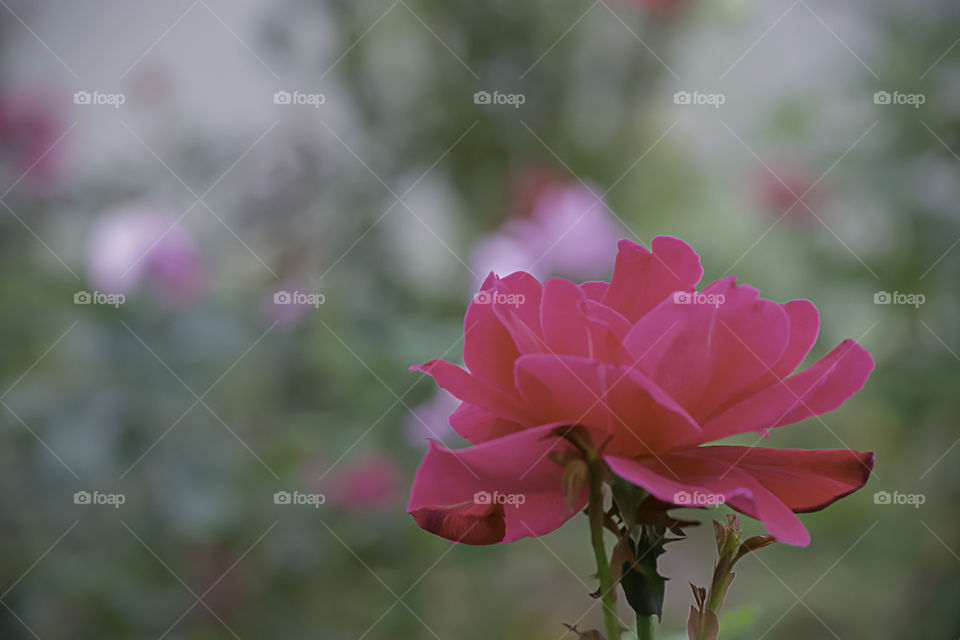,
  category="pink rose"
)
[409,237,874,546]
